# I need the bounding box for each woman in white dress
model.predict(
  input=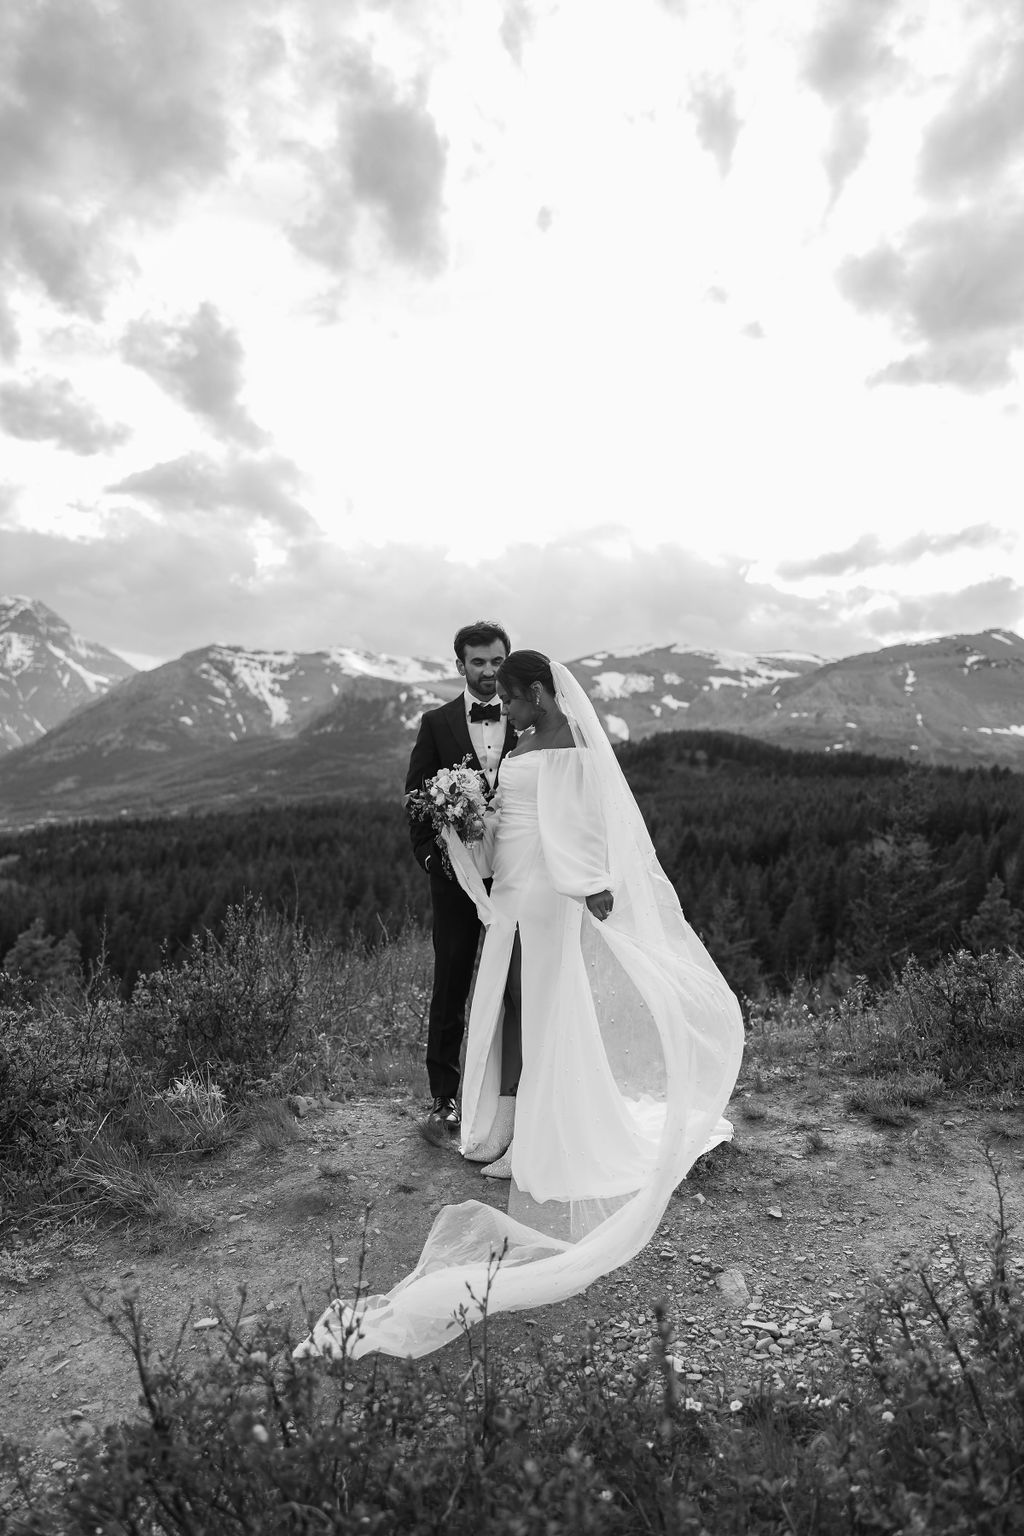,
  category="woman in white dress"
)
[296,653,743,1361]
